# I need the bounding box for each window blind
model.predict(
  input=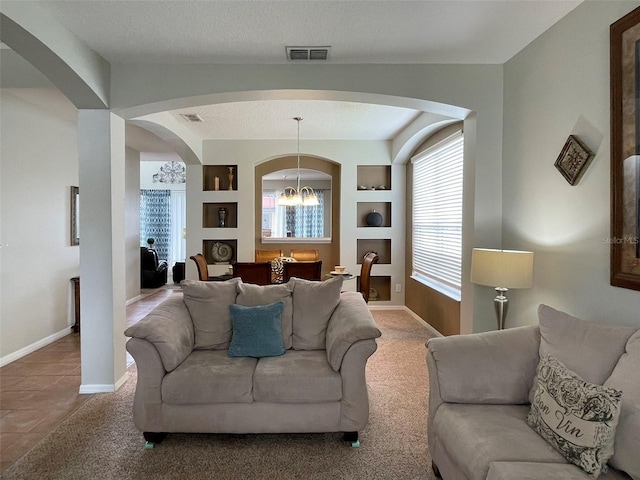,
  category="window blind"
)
[411,131,464,299]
